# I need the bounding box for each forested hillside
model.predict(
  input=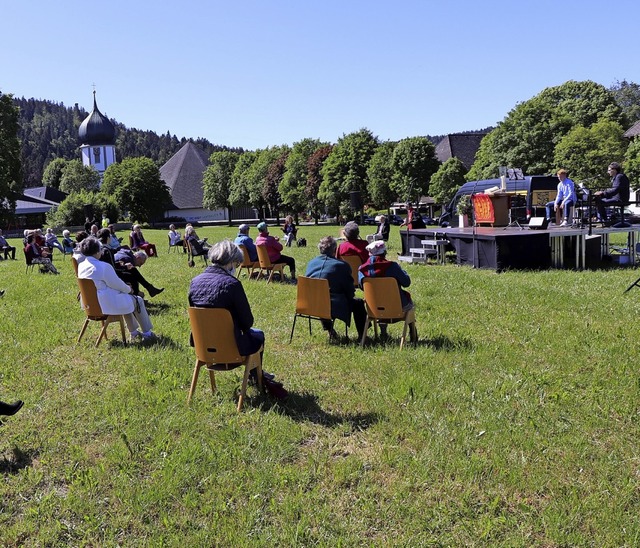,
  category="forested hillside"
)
[13,97,243,187]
